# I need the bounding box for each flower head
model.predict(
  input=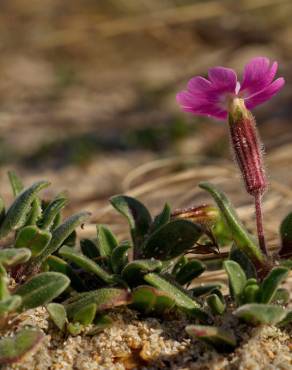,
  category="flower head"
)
[177,57,285,120]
